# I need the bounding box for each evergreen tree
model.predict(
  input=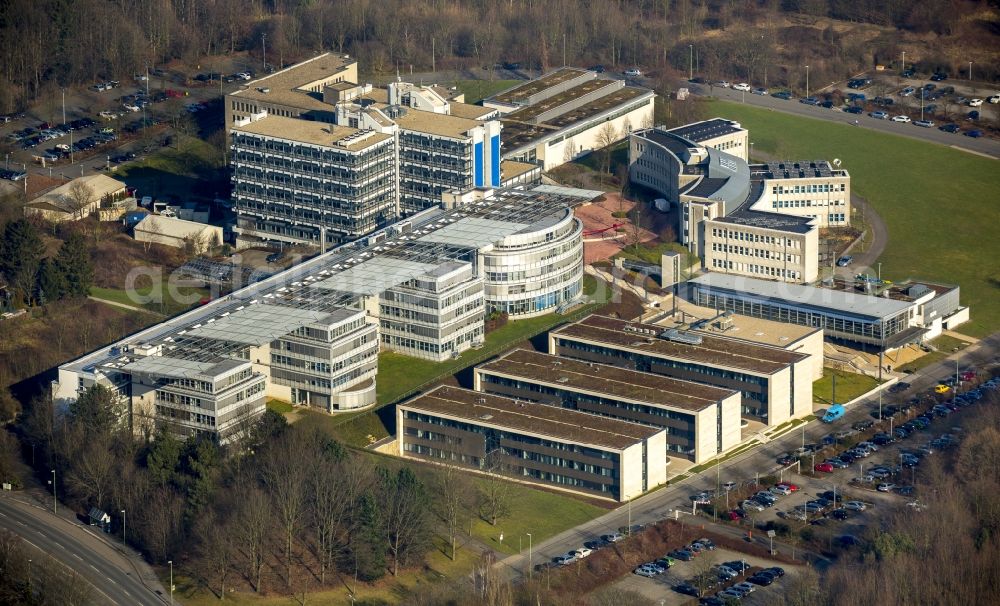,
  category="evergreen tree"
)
[0,219,45,304]
[350,491,387,582]
[36,257,66,304]
[55,233,93,297]
[69,384,124,438]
